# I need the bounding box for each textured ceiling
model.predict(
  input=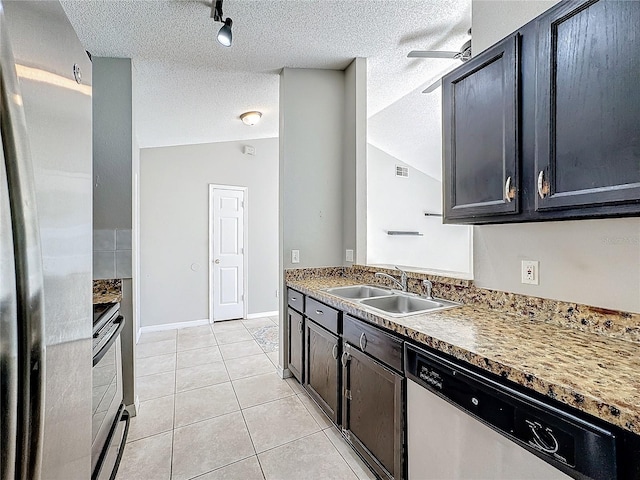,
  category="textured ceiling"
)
[61,0,470,173]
